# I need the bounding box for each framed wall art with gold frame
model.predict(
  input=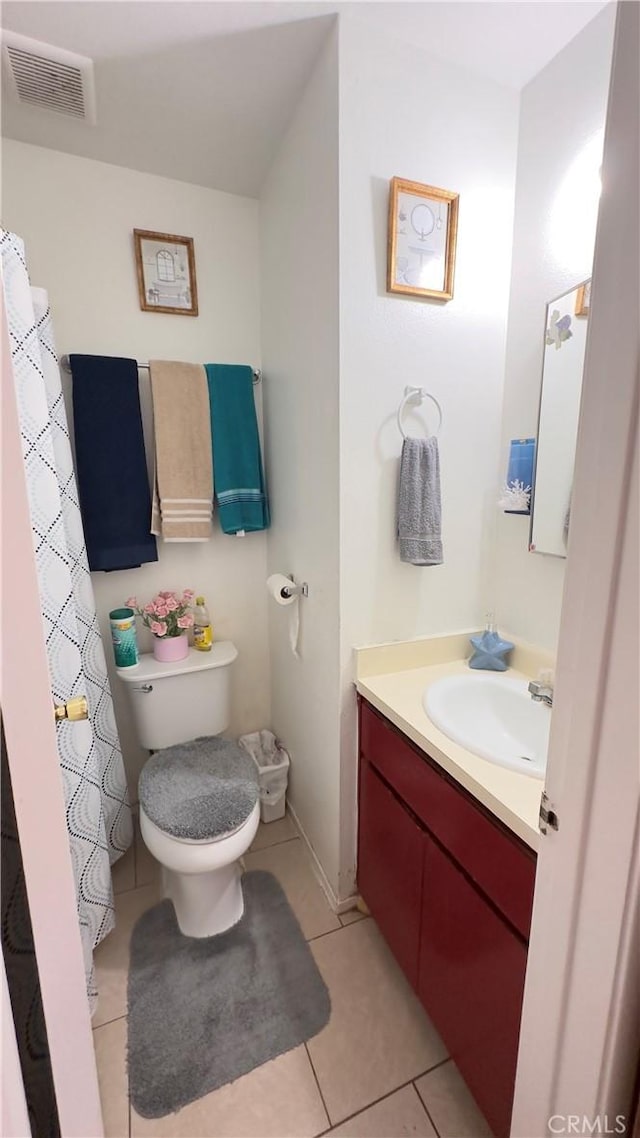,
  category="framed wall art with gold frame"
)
[575,279,591,317]
[133,229,199,316]
[387,177,459,301]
